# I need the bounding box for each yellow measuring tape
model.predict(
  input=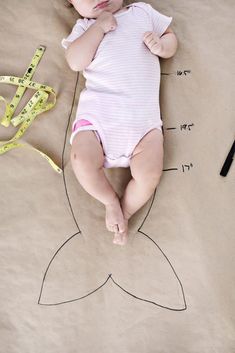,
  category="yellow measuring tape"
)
[0,45,62,174]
